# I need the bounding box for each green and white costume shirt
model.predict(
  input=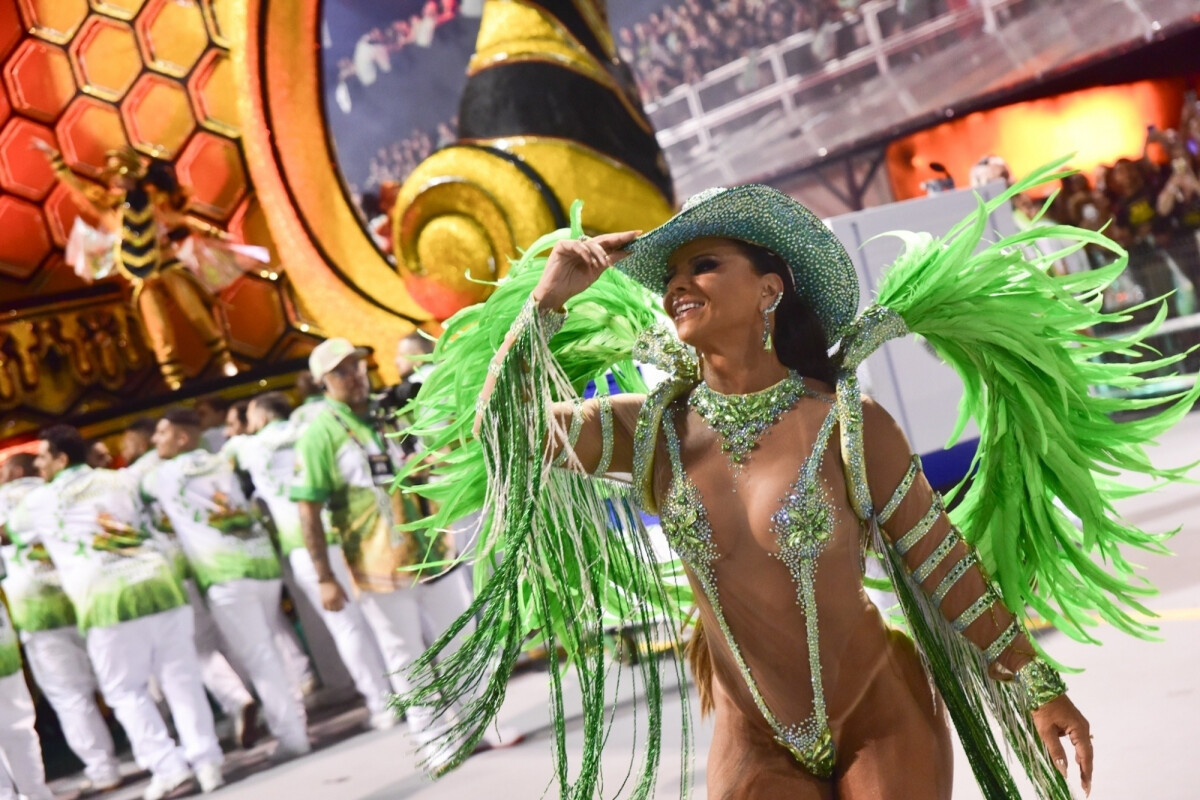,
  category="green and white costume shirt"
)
[288,397,328,434]
[140,450,281,593]
[224,421,334,556]
[0,476,76,633]
[123,450,162,484]
[5,465,185,632]
[123,453,189,584]
[290,399,452,592]
[0,601,20,677]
